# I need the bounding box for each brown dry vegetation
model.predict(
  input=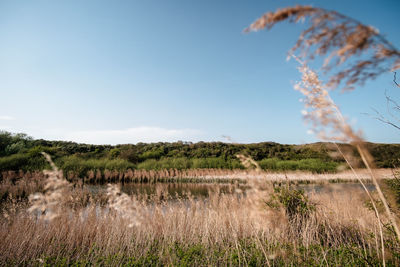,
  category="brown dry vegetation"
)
[0,156,399,266]
[2,168,395,187]
[245,5,400,91]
